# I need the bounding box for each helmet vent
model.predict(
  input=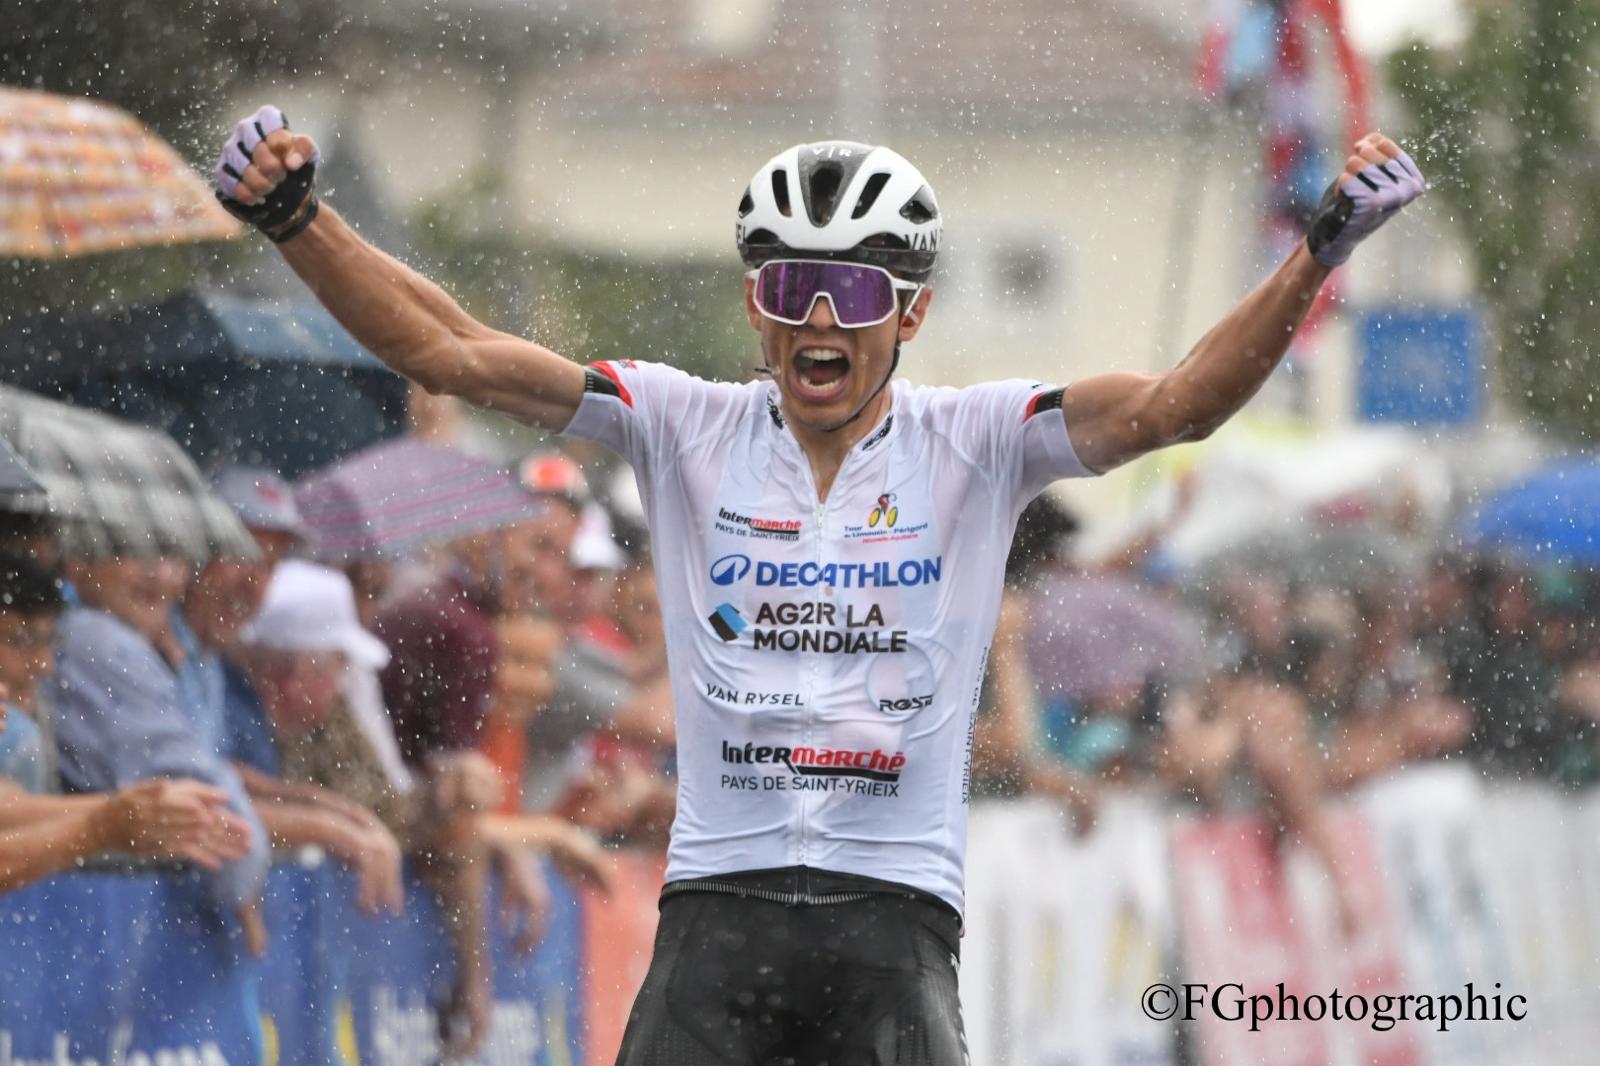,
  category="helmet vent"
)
[900,185,938,225]
[807,163,844,227]
[737,188,755,217]
[851,172,891,219]
[771,171,792,217]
